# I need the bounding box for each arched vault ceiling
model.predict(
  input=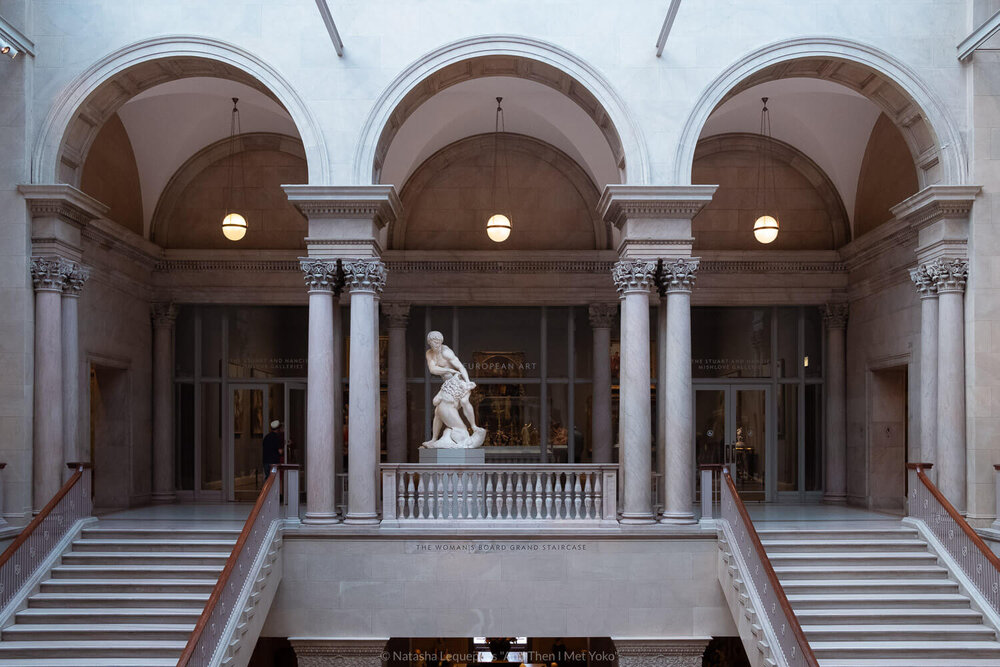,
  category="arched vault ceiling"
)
[380,75,619,190]
[700,77,880,231]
